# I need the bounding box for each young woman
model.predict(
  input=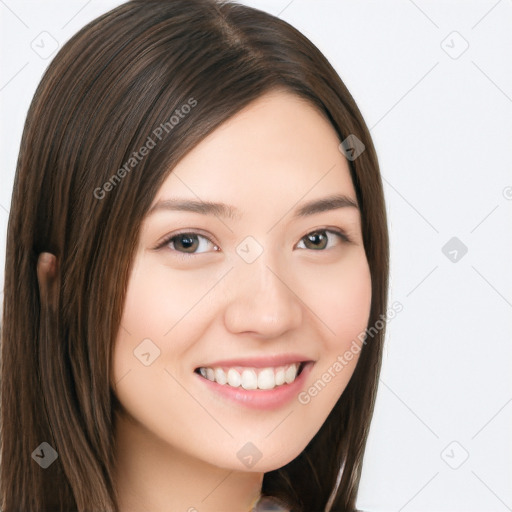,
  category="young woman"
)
[0,1,389,511]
